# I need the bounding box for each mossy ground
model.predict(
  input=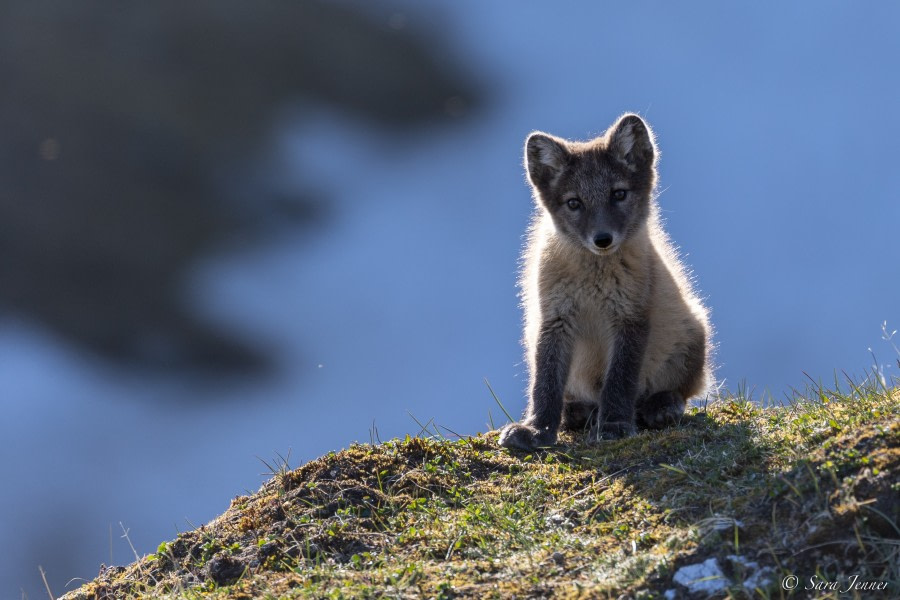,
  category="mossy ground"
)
[63,381,898,599]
